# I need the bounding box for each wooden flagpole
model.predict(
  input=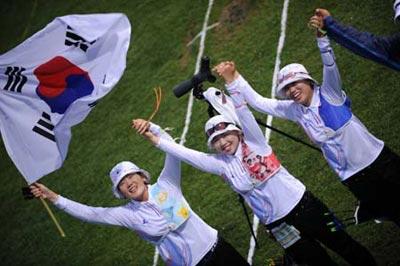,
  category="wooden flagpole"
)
[39,197,66,237]
[26,182,66,237]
